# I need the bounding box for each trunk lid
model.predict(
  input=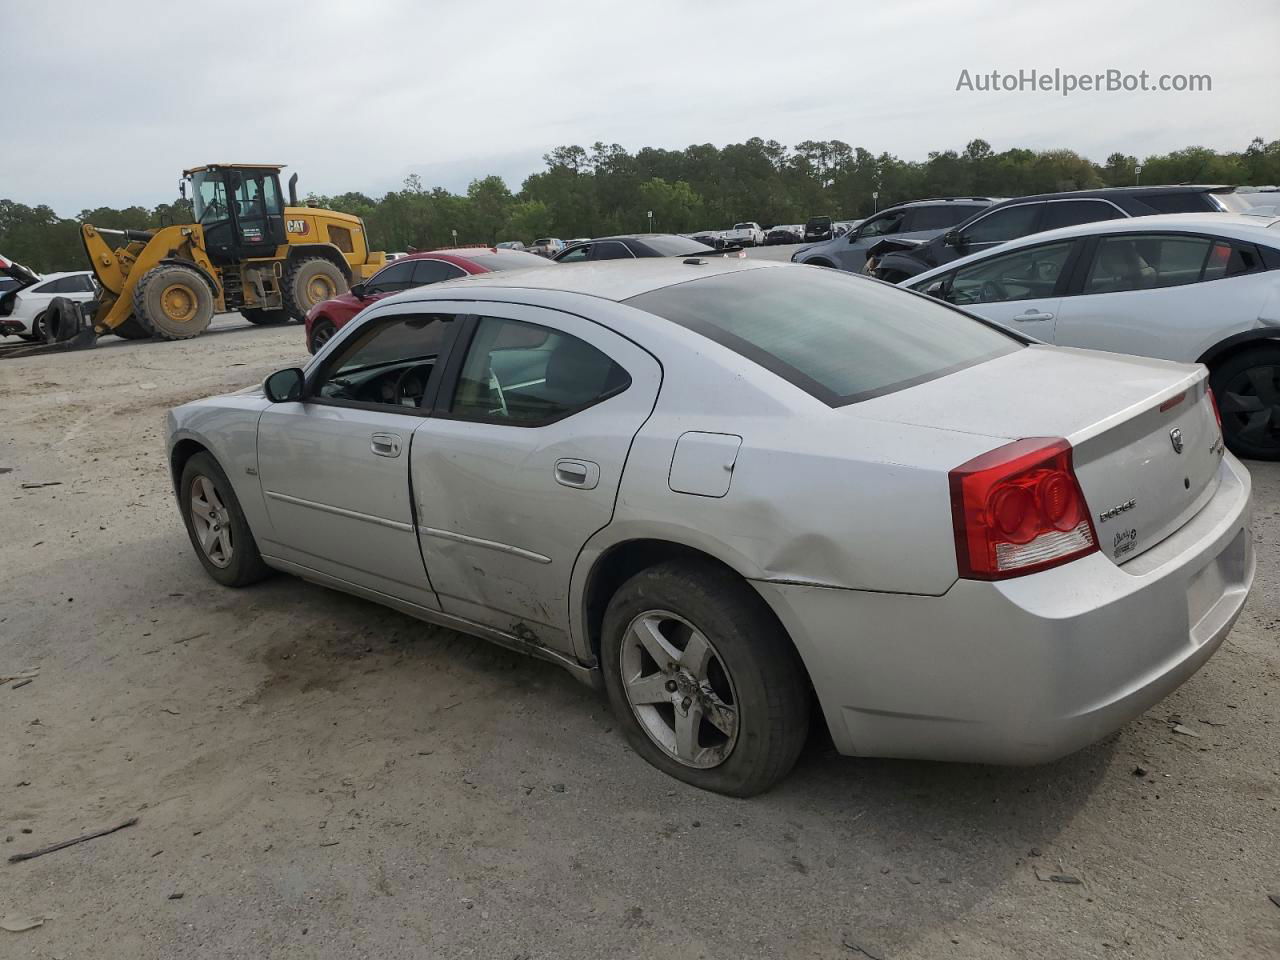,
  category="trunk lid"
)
[849,344,1223,564]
